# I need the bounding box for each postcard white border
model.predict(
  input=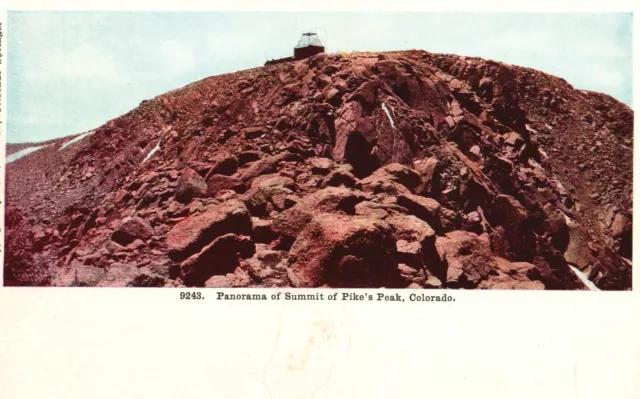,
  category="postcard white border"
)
[0,2,638,398]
